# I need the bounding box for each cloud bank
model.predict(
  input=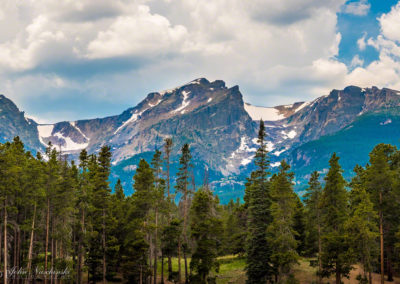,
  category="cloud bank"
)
[0,0,399,122]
